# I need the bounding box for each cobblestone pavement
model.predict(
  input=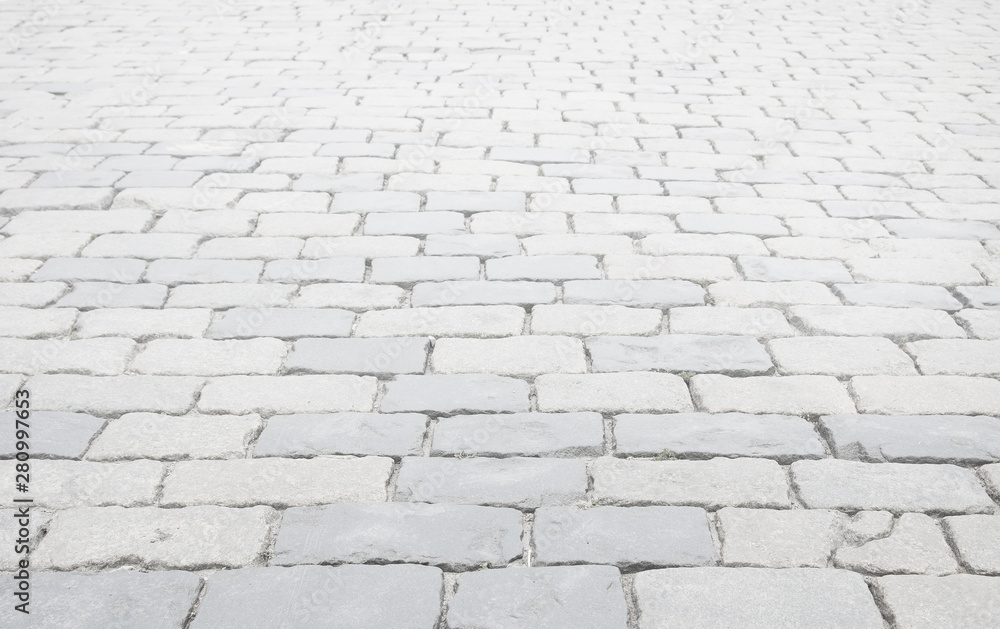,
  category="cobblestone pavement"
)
[1,0,1000,626]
